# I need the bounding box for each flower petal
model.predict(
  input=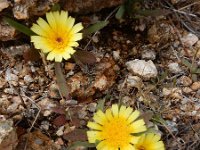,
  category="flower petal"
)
[127,110,140,124]
[70,23,83,33]
[111,104,119,117]
[87,122,103,130]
